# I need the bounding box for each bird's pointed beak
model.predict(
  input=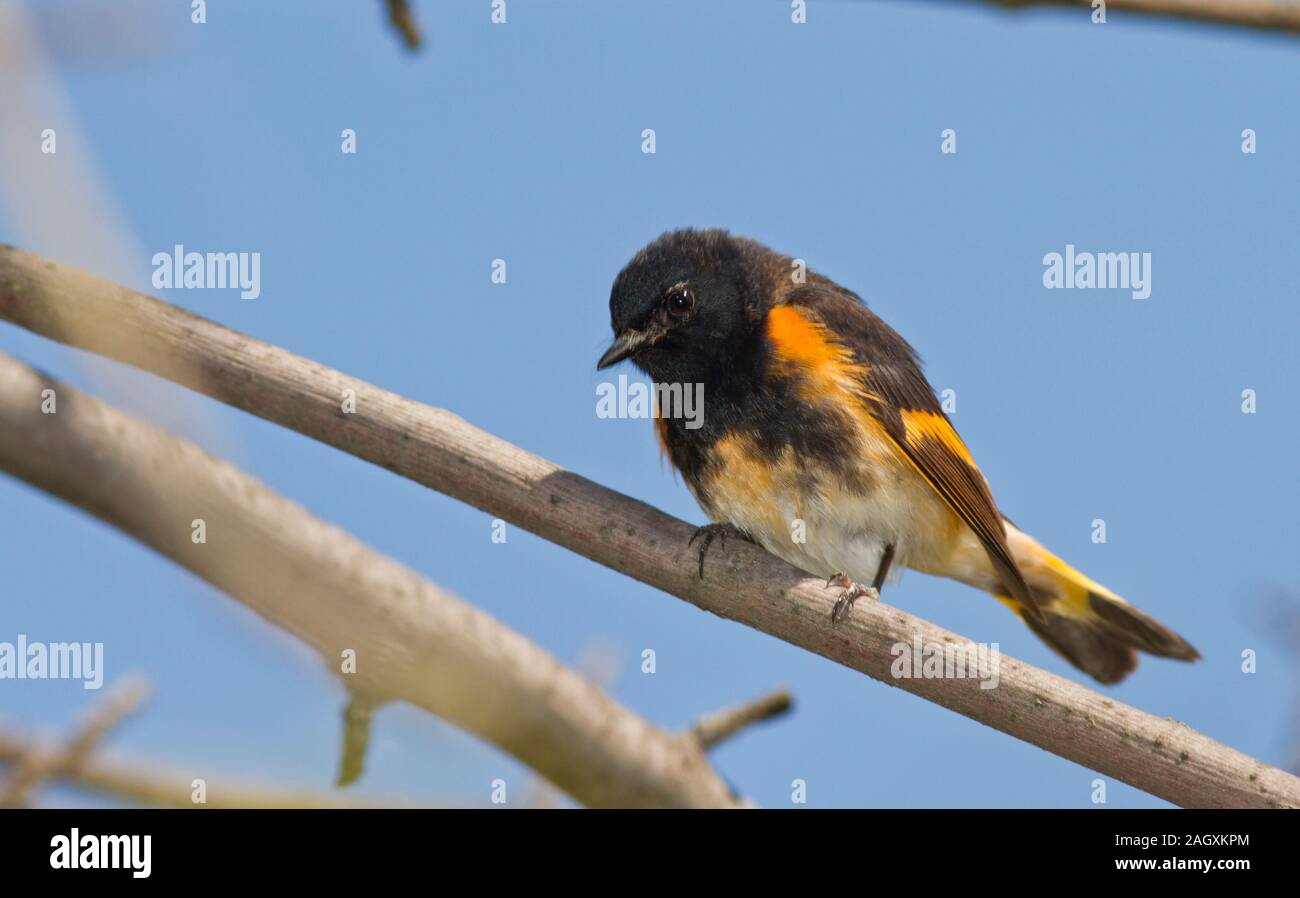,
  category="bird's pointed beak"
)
[596,329,647,370]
